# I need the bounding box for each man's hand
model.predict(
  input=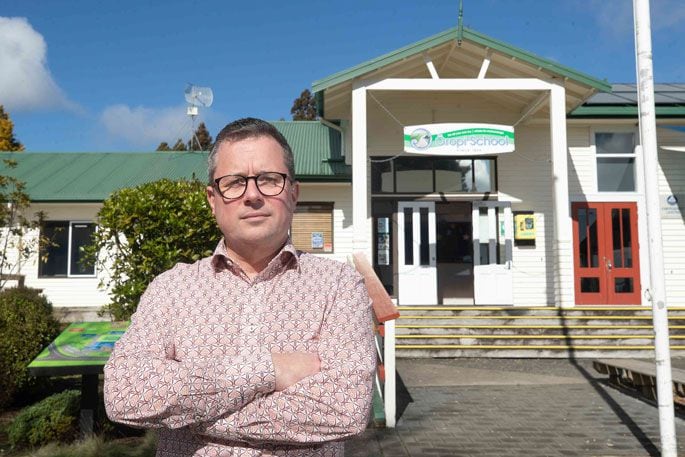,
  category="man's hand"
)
[271,352,321,391]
